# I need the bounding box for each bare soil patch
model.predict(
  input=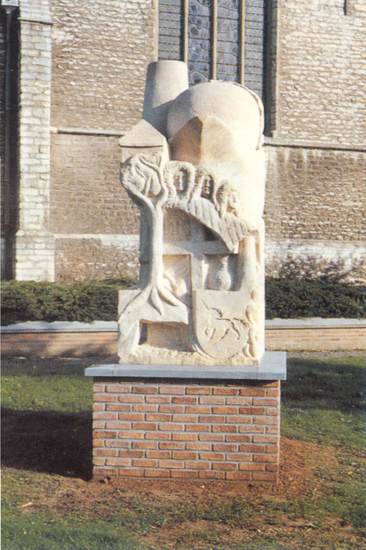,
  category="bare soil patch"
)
[16,437,365,549]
